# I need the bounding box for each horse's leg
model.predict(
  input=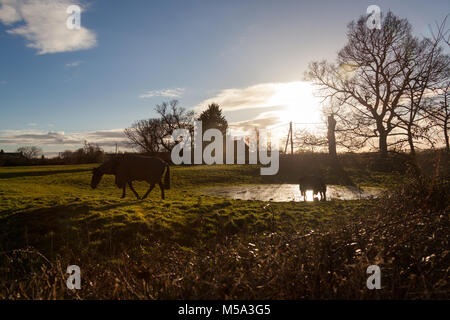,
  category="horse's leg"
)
[158,181,165,200]
[121,184,126,199]
[128,181,140,199]
[141,183,155,200]
[302,191,306,201]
